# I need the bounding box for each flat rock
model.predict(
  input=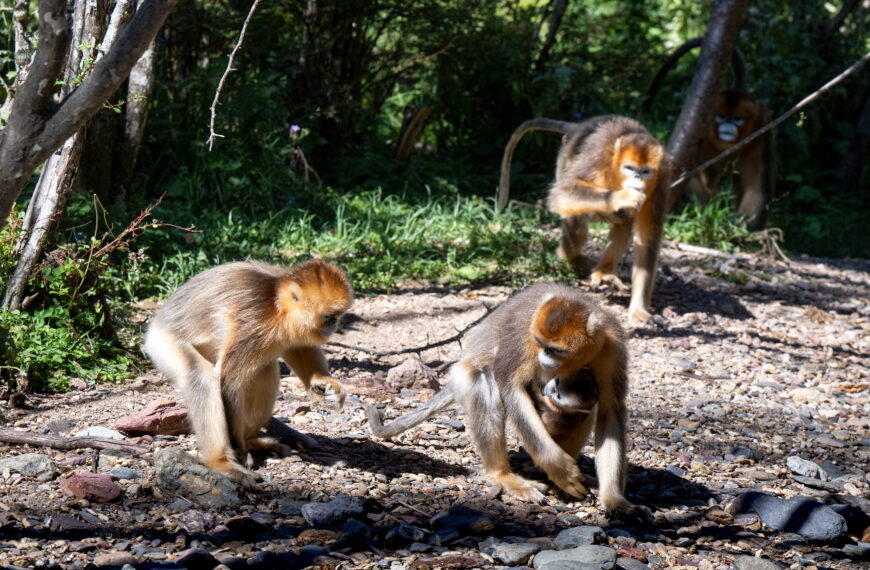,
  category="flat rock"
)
[733,491,847,541]
[154,448,241,509]
[616,558,651,570]
[114,399,191,436]
[0,453,56,481]
[732,555,783,570]
[301,493,365,527]
[553,525,606,549]
[534,545,617,569]
[431,505,496,541]
[60,472,121,502]
[492,542,540,565]
[106,466,140,480]
[93,551,138,567]
[73,426,126,439]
